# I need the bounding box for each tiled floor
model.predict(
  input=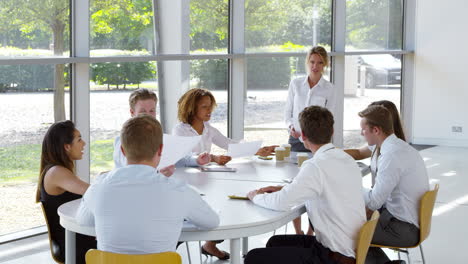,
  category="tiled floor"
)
[1,146,467,264]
